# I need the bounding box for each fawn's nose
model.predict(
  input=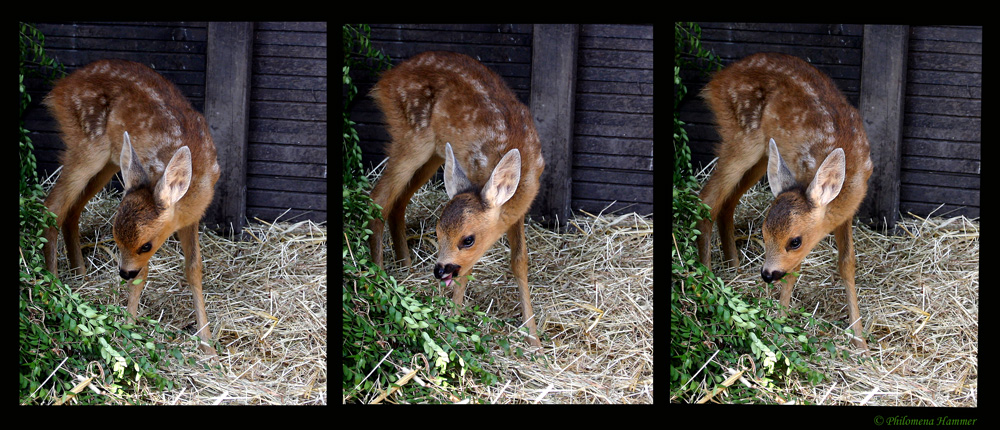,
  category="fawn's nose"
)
[761,269,786,284]
[119,268,141,280]
[434,263,461,279]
